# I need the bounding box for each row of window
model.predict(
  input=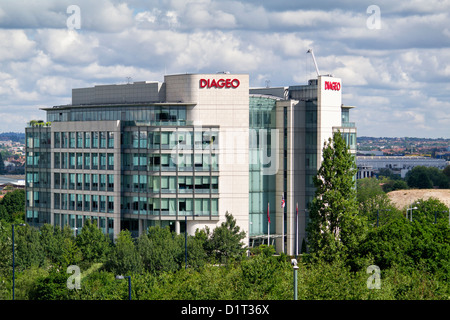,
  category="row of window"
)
[54,193,115,213]
[54,152,114,170]
[48,105,187,124]
[53,214,114,236]
[122,129,219,150]
[122,196,219,216]
[54,131,115,149]
[122,174,218,194]
[54,173,115,192]
[26,151,51,168]
[26,131,51,149]
[122,153,218,172]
